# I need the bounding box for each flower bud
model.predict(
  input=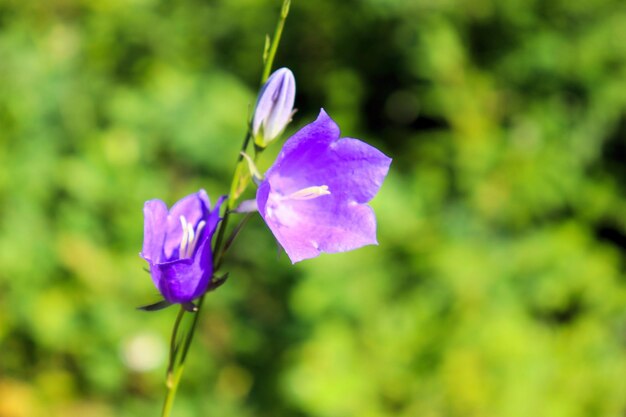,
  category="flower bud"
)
[252,67,296,148]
